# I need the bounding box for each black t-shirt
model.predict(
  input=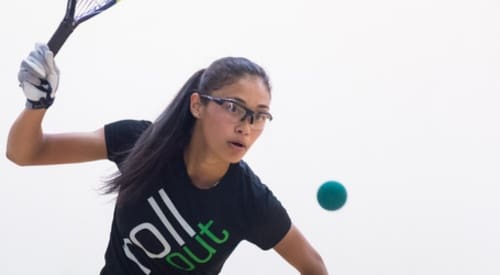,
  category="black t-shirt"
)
[100,120,291,275]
